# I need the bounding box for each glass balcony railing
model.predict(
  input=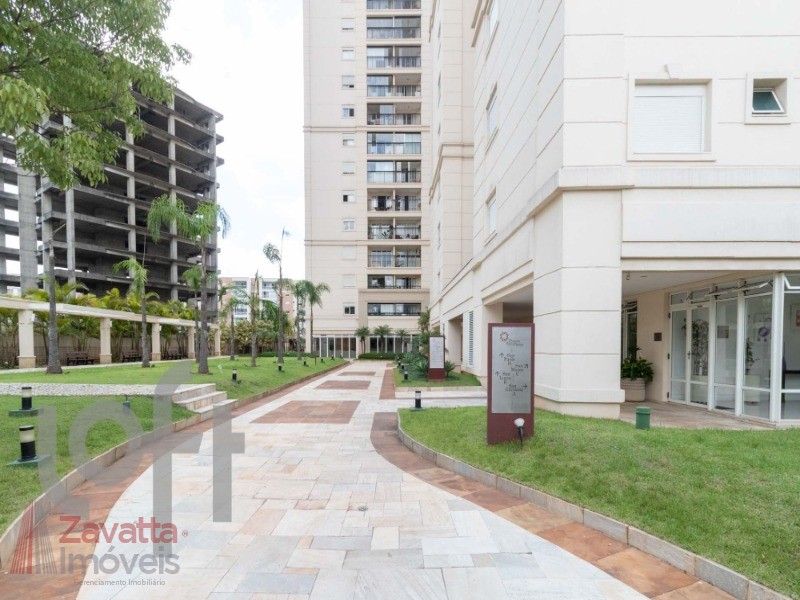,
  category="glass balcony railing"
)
[368,254,422,268]
[367,56,421,69]
[367,27,421,39]
[368,279,421,290]
[367,85,421,98]
[368,196,421,212]
[367,113,421,126]
[367,0,421,10]
[367,170,421,184]
[368,225,421,240]
[367,142,421,155]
